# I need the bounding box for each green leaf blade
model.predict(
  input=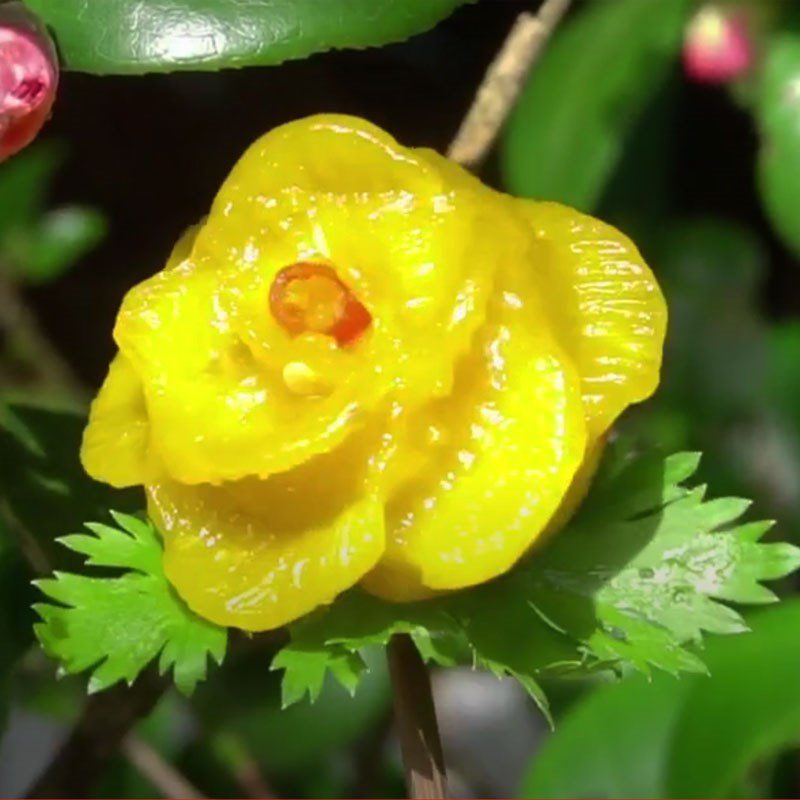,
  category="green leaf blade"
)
[23,0,473,74]
[59,515,162,575]
[501,0,691,211]
[756,34,800,258]
[34,515,227,695]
